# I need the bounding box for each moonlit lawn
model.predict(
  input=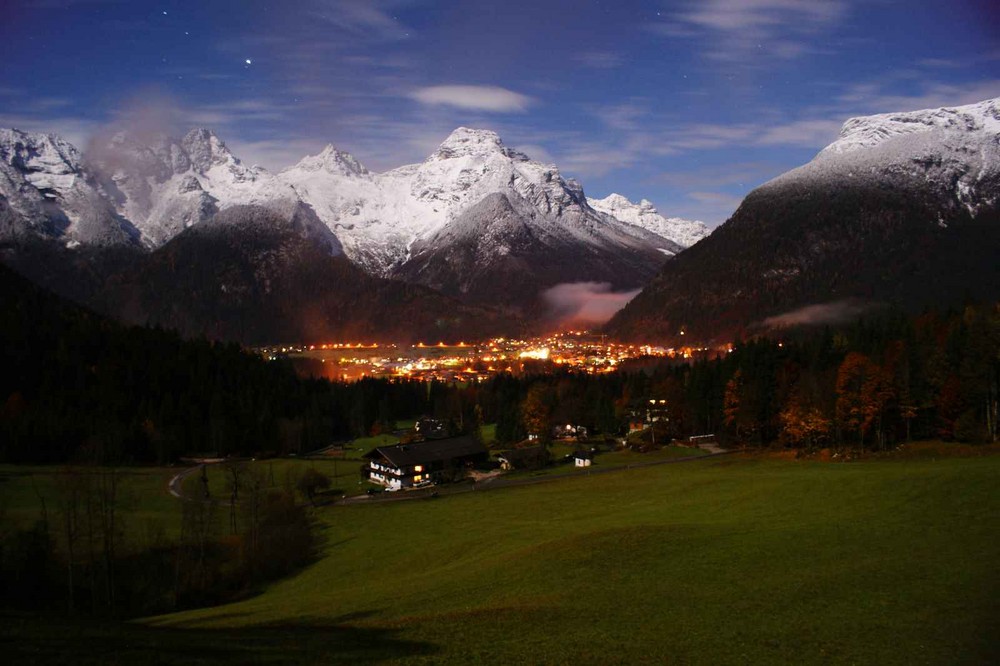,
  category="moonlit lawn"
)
[7,451,997,664]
